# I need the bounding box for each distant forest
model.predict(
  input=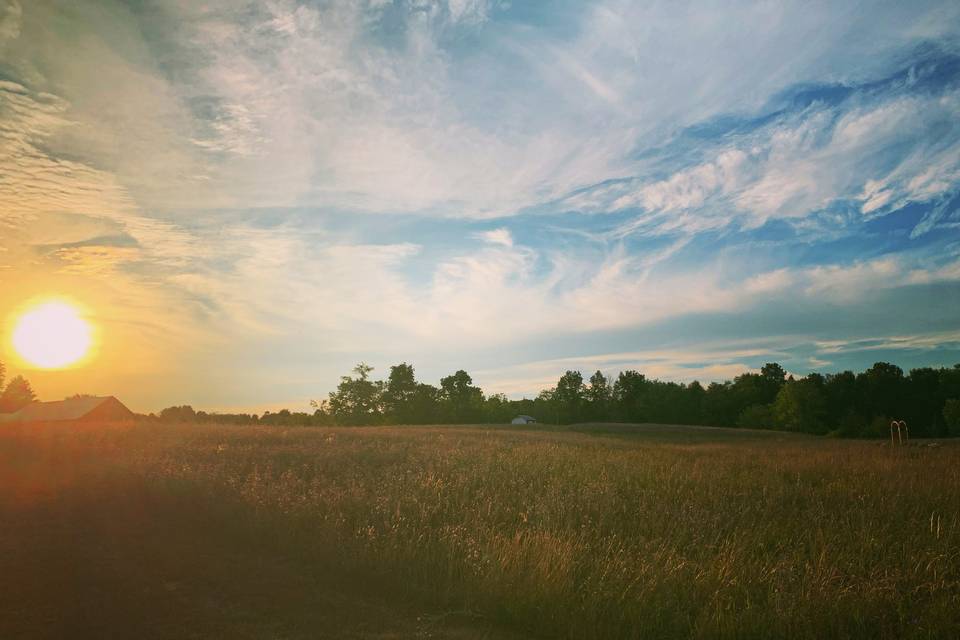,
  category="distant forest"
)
[152,361,960,438]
